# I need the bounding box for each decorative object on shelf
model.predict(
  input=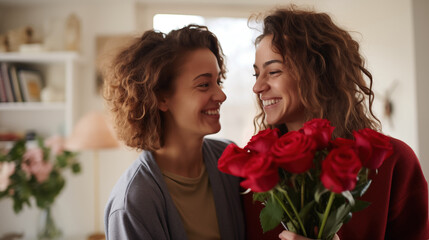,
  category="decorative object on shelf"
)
[65,13,81,52]
[18,69,43,102]
[19,43,44,53]
[43,18,65,51]
[40,86,64,103]
[0,232,24,240]
[0,134,81,239]
[6,26,34,52]
[0,35,7,53]
[65,111,119,240]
